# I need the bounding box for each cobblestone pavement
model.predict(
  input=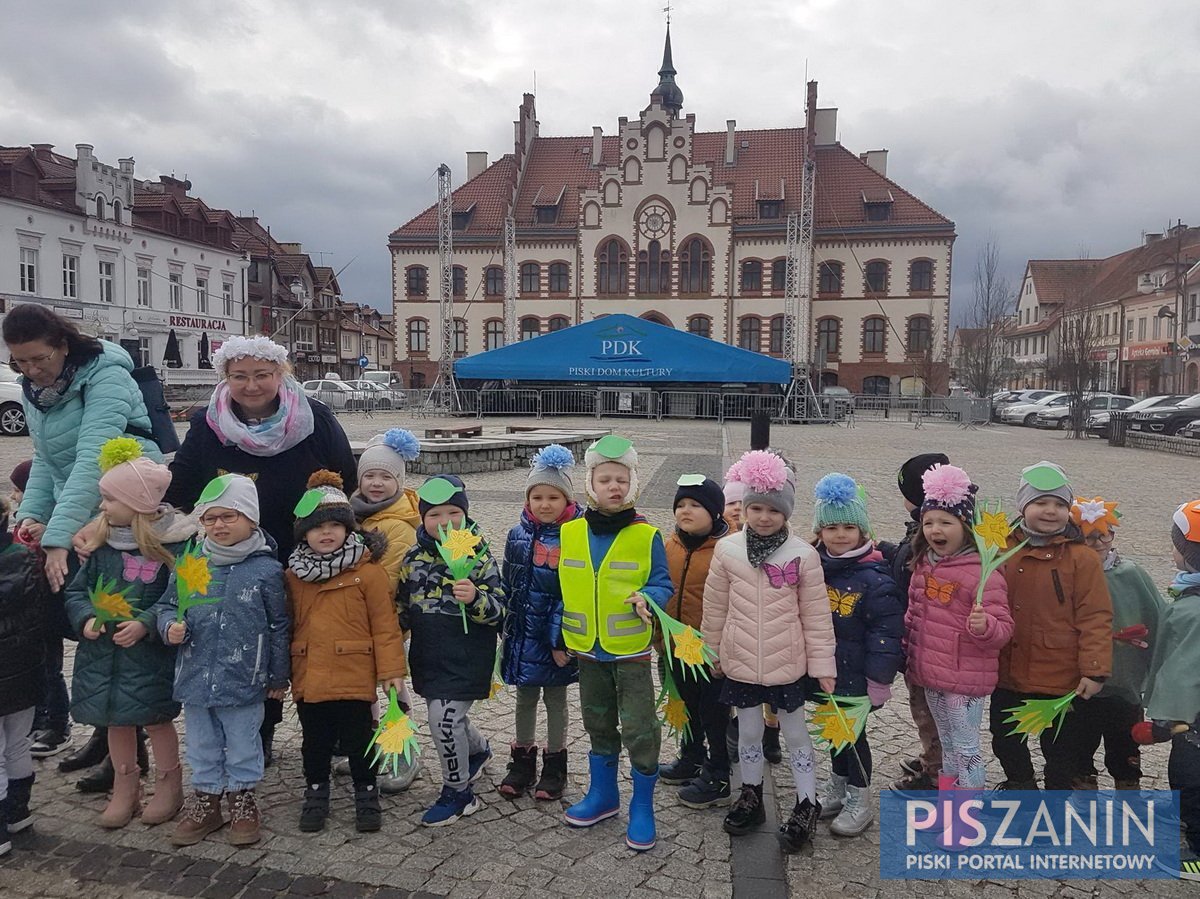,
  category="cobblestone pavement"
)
[2,414,1195,897]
